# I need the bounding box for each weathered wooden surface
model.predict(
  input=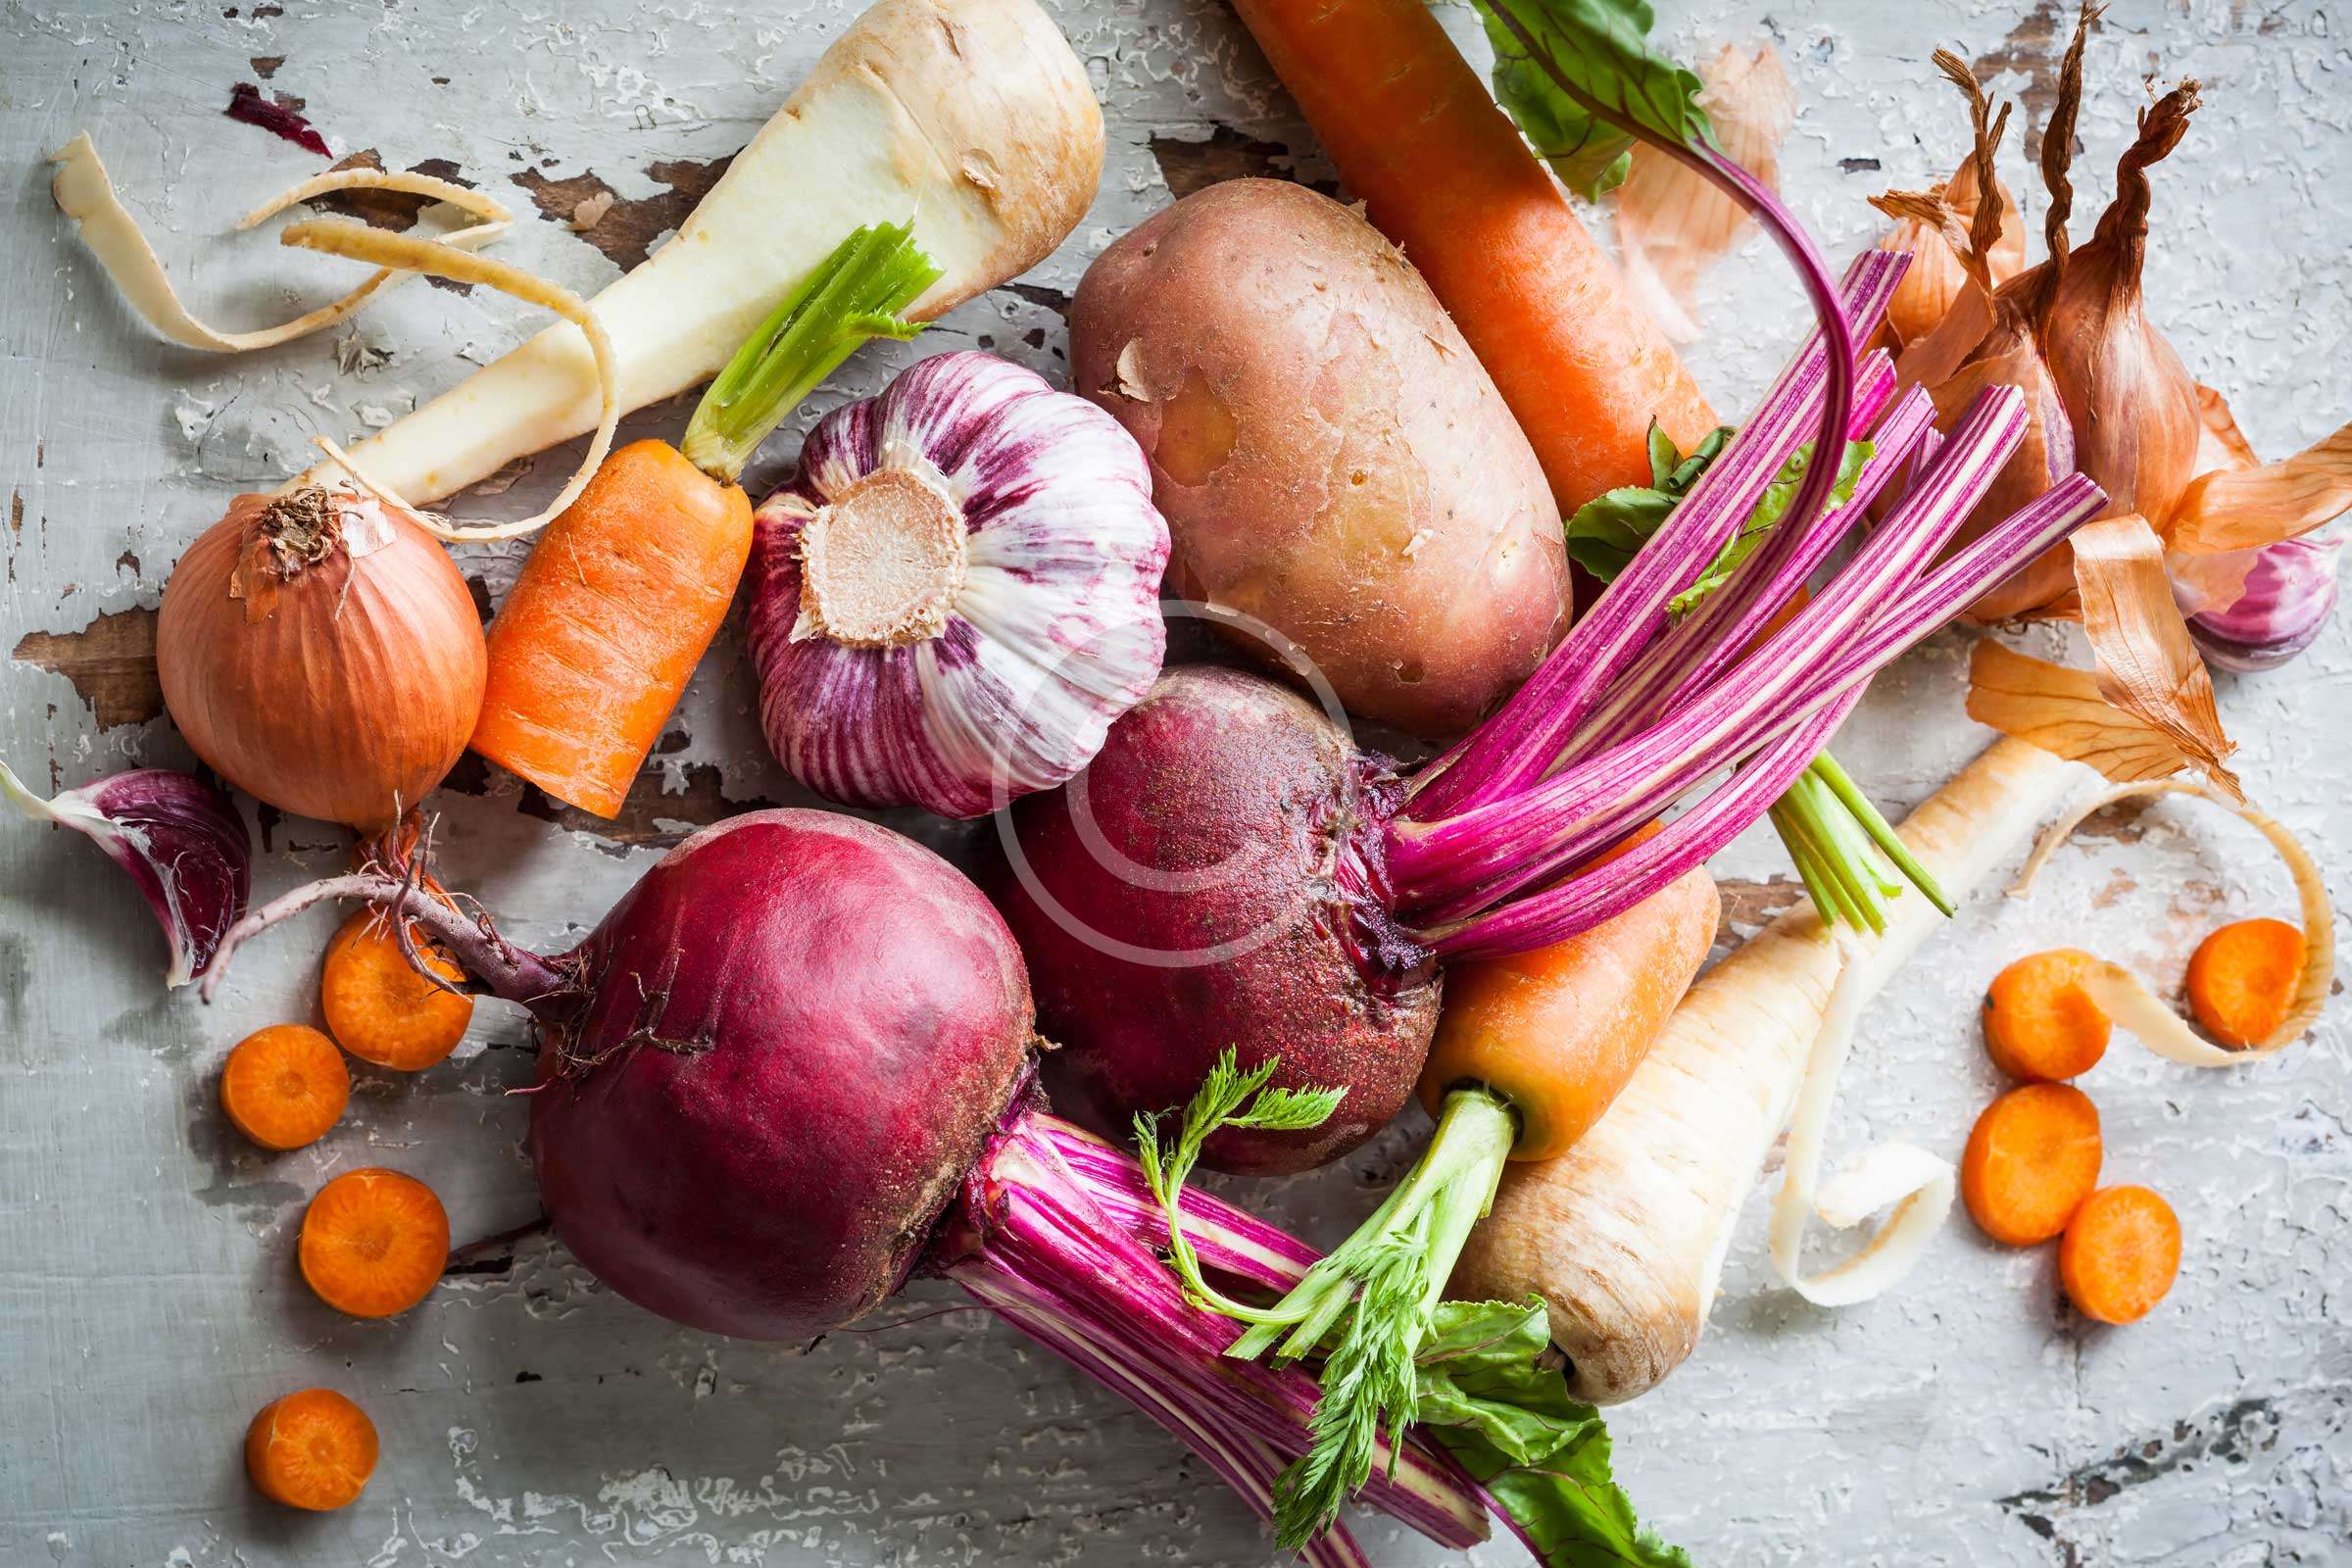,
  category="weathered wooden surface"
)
[2,1,2346,1563]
